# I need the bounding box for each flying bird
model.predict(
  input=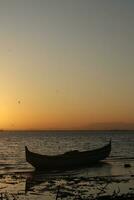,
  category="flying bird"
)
[18,100,21,104]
